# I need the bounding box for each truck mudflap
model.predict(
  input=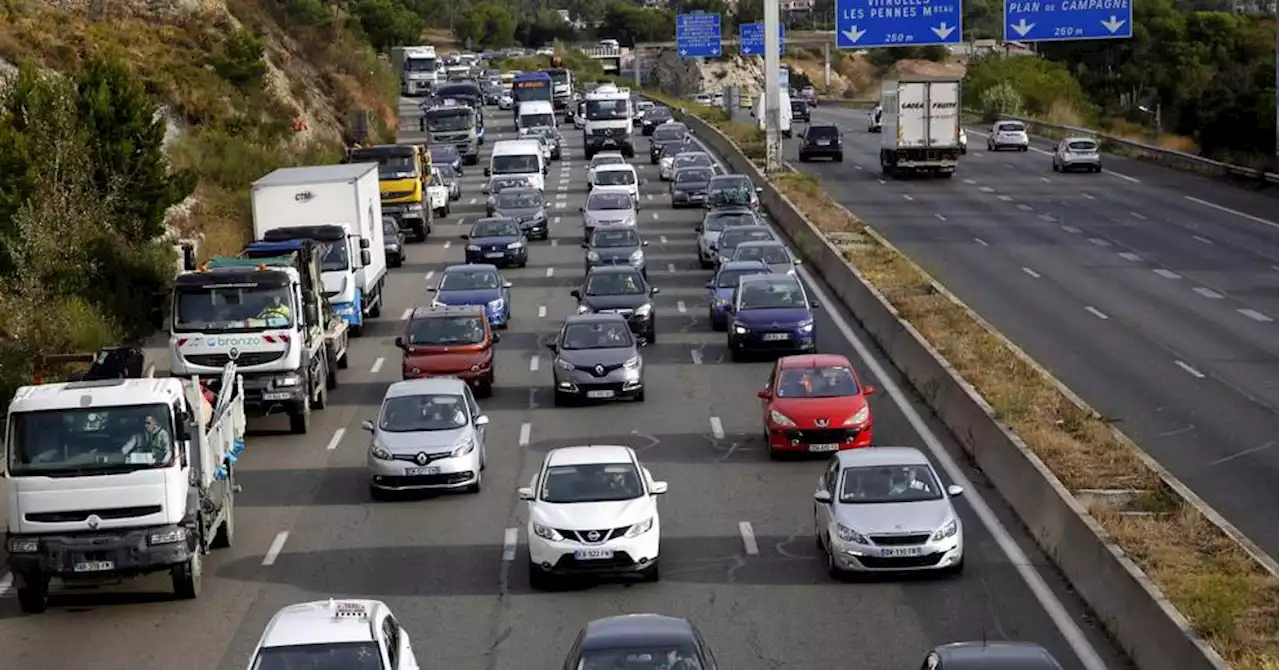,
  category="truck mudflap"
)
[7,524,194,579]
